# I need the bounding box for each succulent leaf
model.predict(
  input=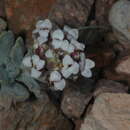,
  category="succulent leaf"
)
[10,37,25,66]
[0,31,14,64]
[16,73,43,99]
[0,82,30,104]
